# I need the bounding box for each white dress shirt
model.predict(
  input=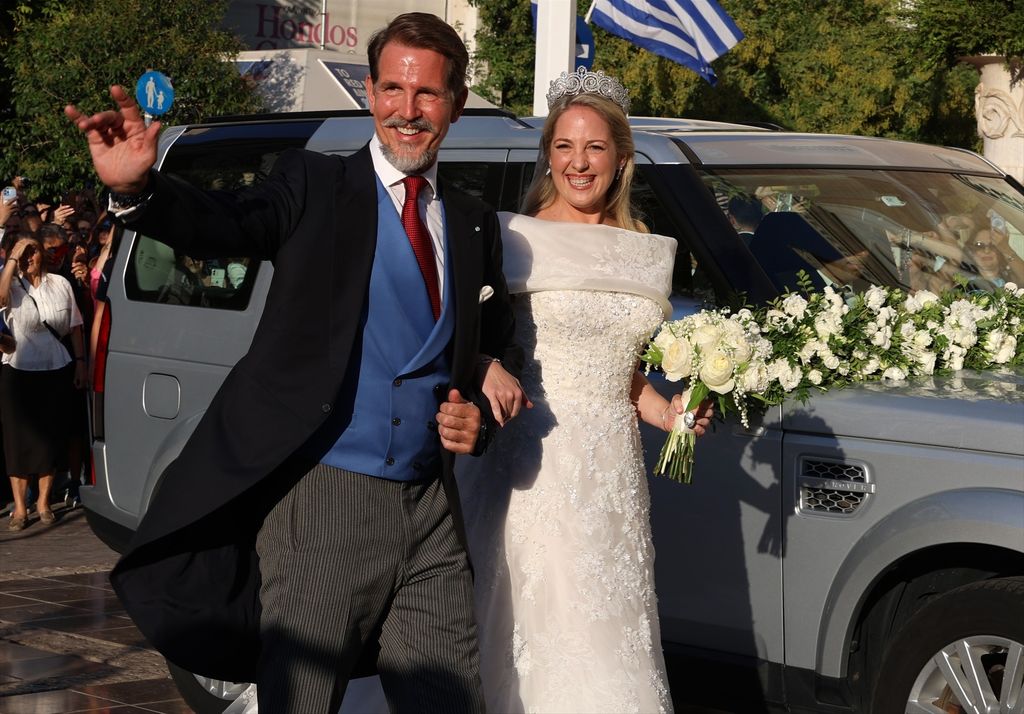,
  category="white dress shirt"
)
[369,134,446,296]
